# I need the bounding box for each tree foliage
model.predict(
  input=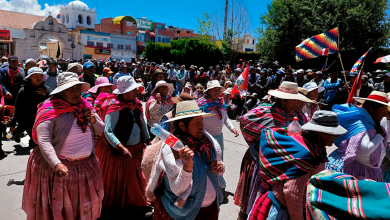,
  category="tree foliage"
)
[144,42,172,63]
[143,38,224,68]
[171,38,224,67]
[258,0,390,69]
